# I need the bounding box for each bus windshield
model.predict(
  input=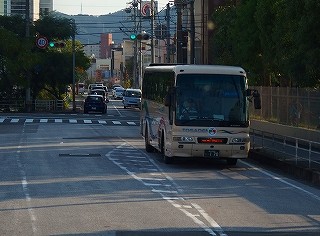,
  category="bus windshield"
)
[175,74,248,127]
